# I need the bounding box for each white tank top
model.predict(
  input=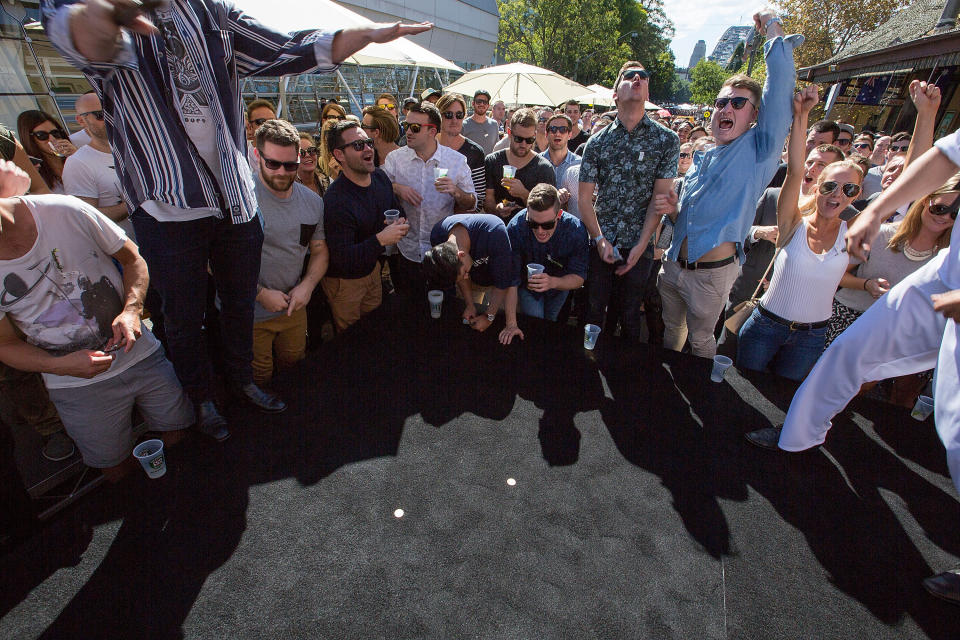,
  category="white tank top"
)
[760,217,850,323]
